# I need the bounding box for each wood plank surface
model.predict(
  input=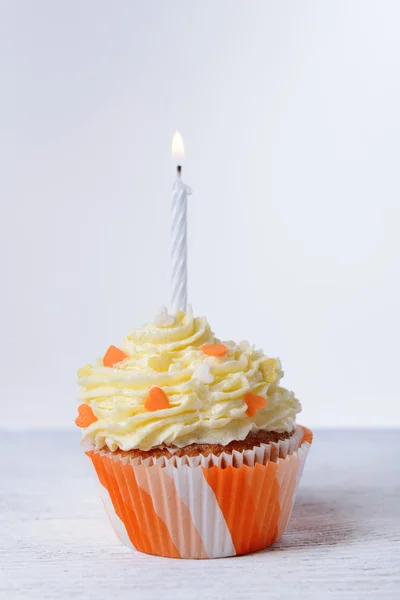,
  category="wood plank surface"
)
[0,430,399,599]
